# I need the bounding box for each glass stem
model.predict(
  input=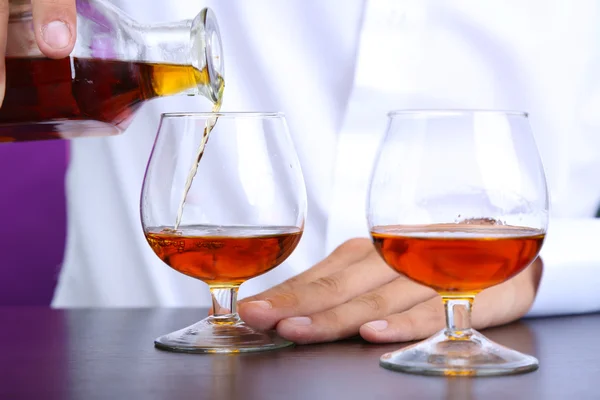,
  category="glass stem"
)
[209,286,240,324]
[442,296,474,339]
